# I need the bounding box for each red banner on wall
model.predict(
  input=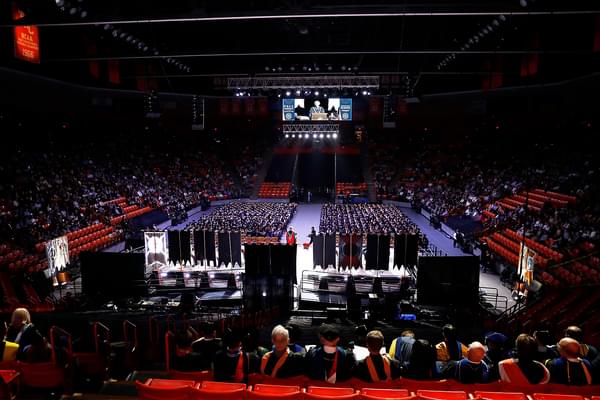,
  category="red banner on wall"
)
[14,25,40,64]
